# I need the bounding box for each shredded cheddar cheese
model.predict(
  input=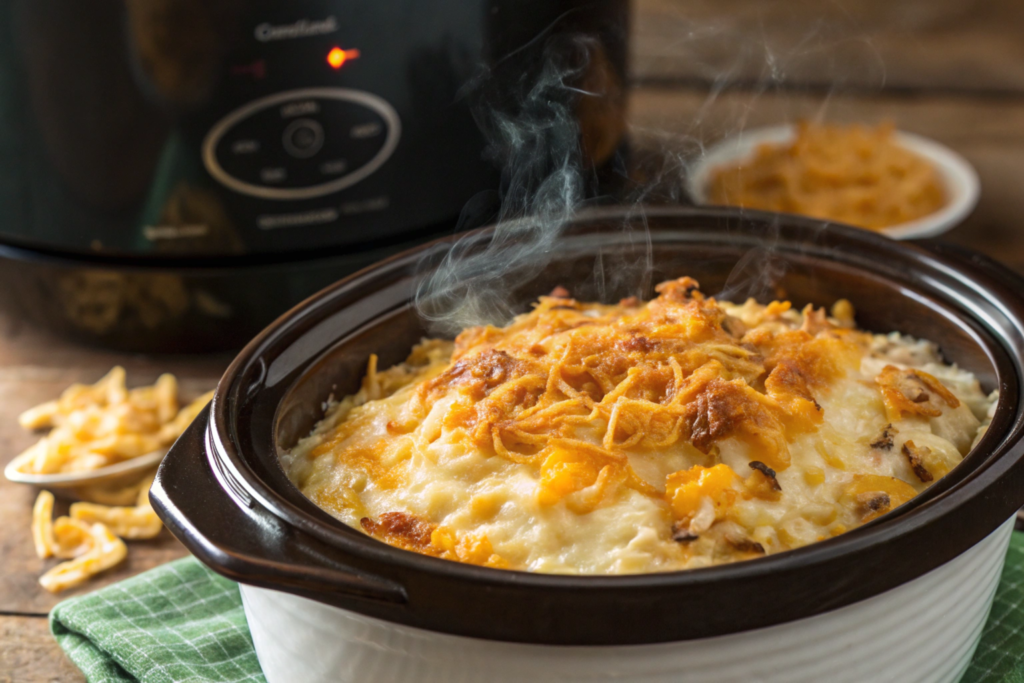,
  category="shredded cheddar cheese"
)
[283,278,995,574]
